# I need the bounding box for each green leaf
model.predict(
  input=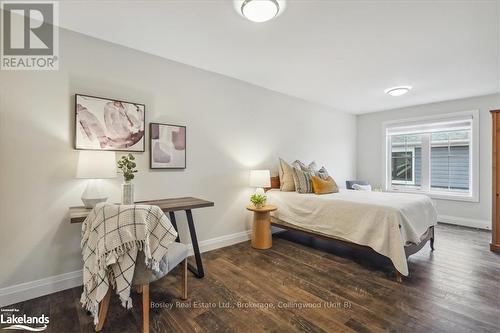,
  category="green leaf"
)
[250,194,267,205]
